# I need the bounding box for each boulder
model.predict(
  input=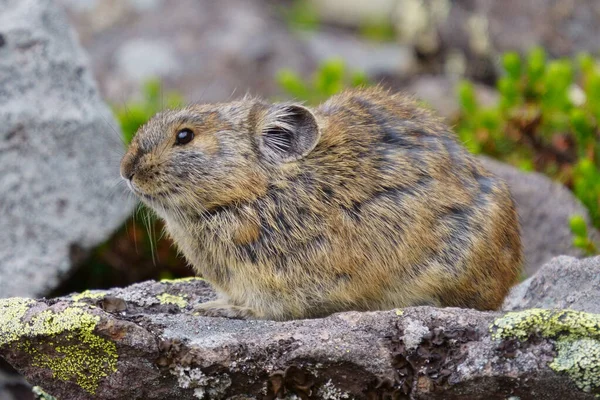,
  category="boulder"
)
[0,362,31,400]
[1,279,599,399]
[0,0,134,298]
[56,0,313,105]
[298,30,415,78]
[311,0,600,82]
[504,255,600,314]
[479,157,597,277]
